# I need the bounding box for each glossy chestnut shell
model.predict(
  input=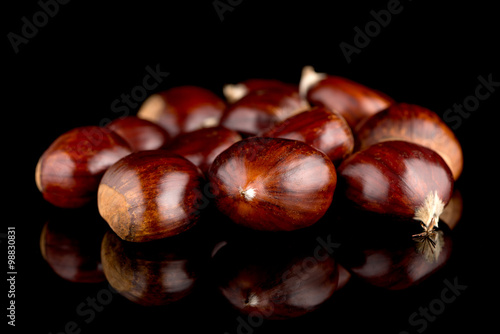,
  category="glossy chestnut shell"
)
[35,126,133,208]
[220,88,309,136]
[137,85,226,138]
[208,137,337,231]
[337,140,454,221]
[106,116,171,151]
[355,102,464,180]
[97,150,204,242]
[165,126,242,175]
[300,66,394,128]
[260,106,354,165]
[223,78,298,103]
